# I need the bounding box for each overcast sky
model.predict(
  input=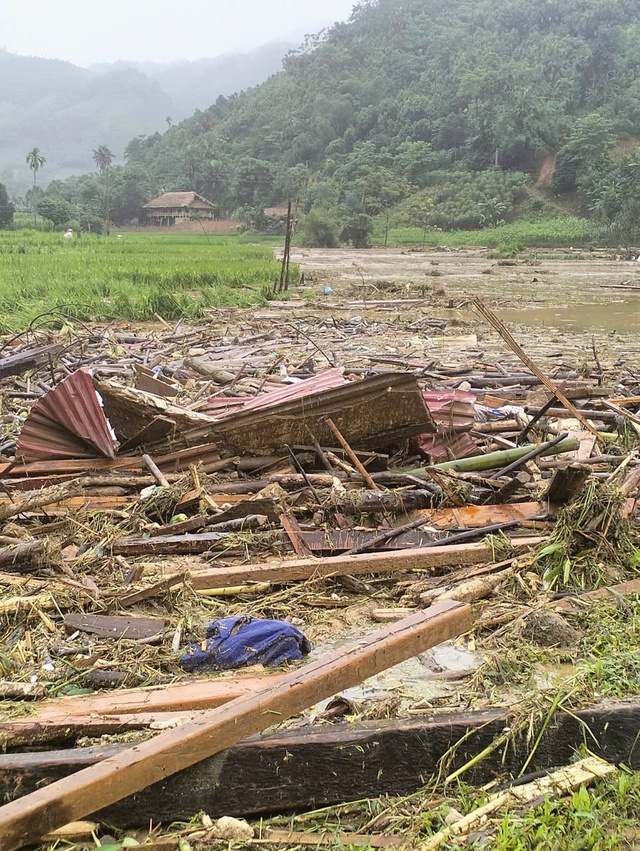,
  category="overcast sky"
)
[2,0,357,66]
